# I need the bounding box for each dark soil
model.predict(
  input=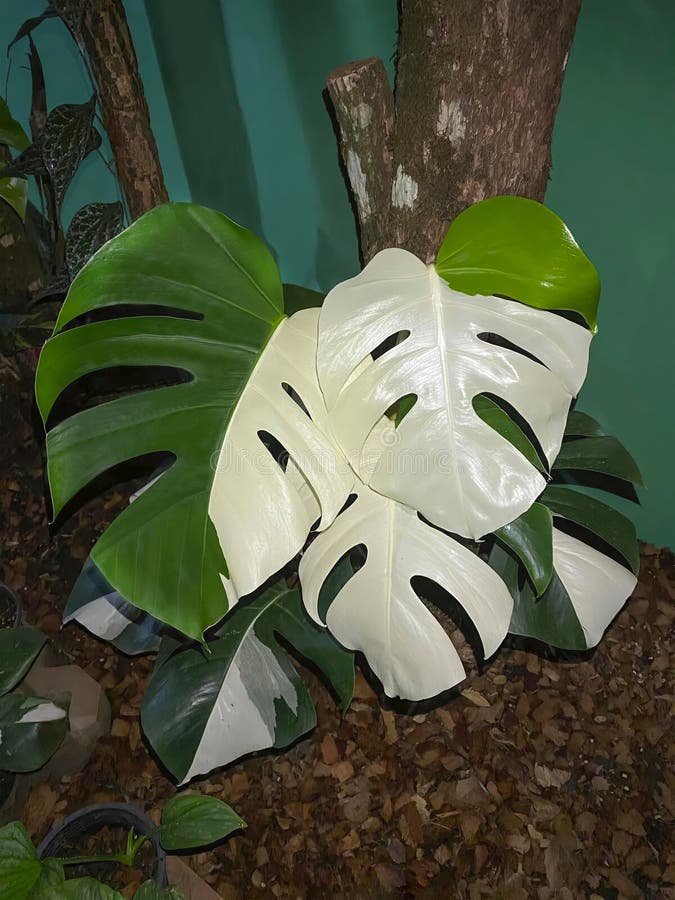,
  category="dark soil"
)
[1,351,673,899]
